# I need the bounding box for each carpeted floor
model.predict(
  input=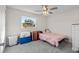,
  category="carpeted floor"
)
[4,40,76,53]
